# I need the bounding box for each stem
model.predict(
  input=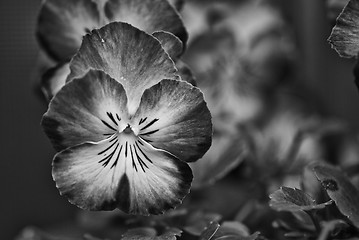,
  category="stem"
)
[316,220,343,240]
[305,210,321,234]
